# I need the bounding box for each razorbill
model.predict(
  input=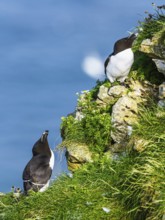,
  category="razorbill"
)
[104,34,136,83]
[22,130,54,193]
